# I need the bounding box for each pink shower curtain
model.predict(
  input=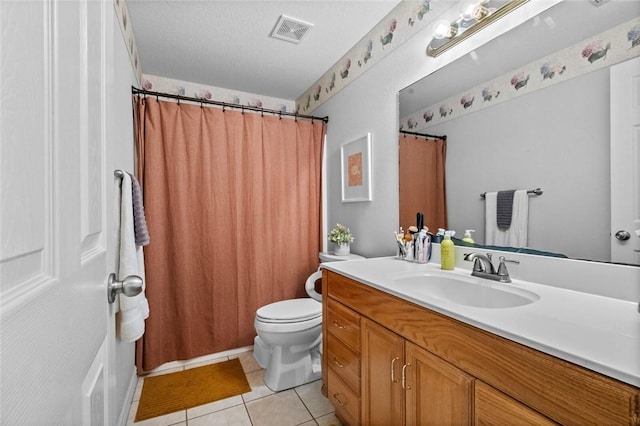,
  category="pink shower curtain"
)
[399,134,447,232]
[134,97,325,373]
